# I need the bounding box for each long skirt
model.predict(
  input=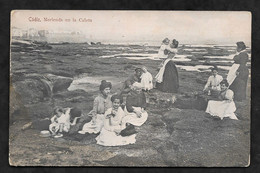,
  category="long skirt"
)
[156,61,179,93]
[206,100,238,120]
[96,128,136,146]
[79,114,105,134]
